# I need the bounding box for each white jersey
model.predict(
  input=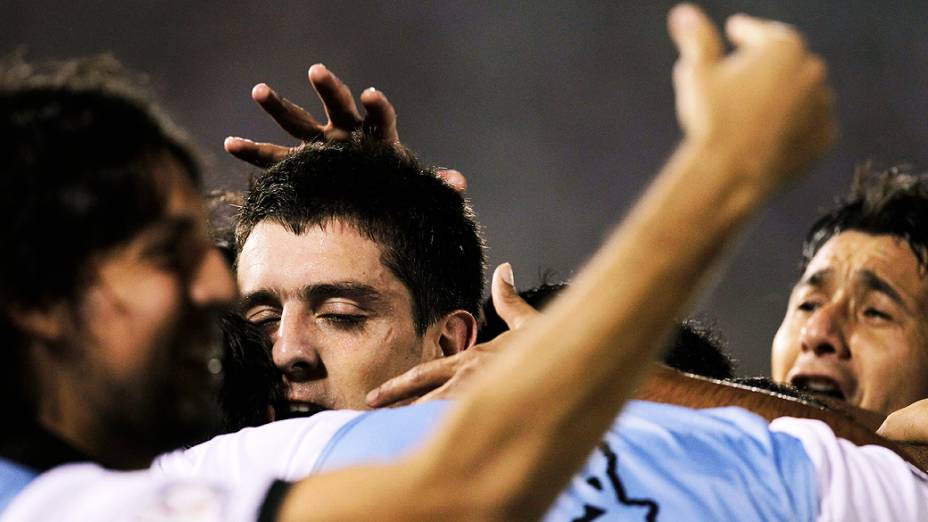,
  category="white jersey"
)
[5,402,928,520]
[155,409,362,484]
[156,401,928,521]
[0,462,278,522]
